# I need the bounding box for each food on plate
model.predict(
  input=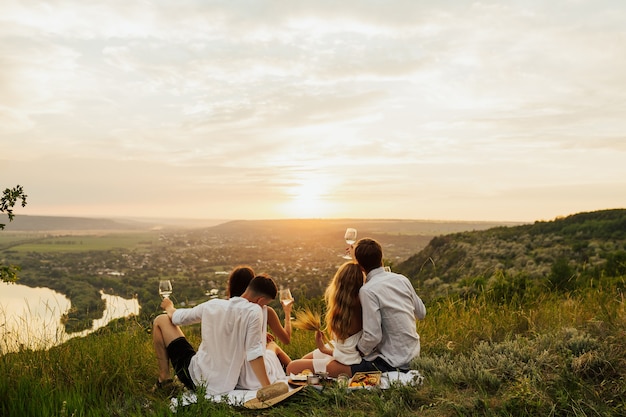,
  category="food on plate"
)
[289,369,314,382]
[348,372,381,388]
